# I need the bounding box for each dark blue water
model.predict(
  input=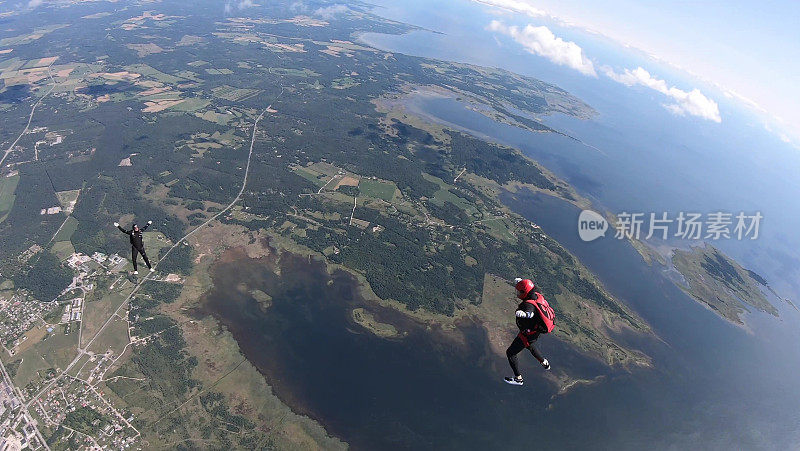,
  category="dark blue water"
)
[502,190,800,449]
